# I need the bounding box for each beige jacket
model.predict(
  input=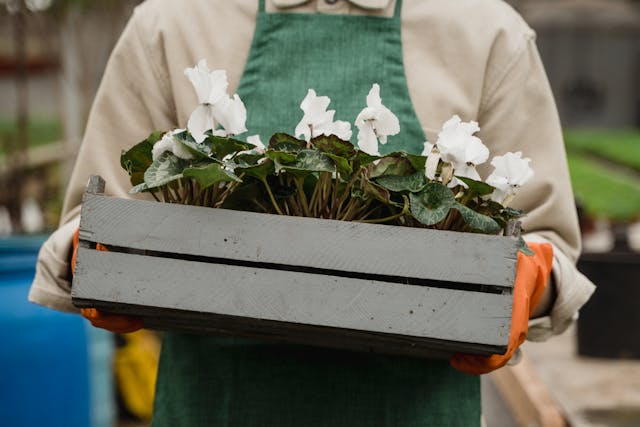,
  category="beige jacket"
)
[30,0,594,341]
